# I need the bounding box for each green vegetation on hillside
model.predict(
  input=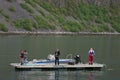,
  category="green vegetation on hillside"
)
[14,18,33,31]
[20,0,120,32]
[0,0,119,32]
[0,23,8,32]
